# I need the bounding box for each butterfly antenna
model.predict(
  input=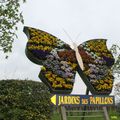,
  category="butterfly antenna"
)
[62,28,74,44]
[62,29,84,70]
[75,32,81,41]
